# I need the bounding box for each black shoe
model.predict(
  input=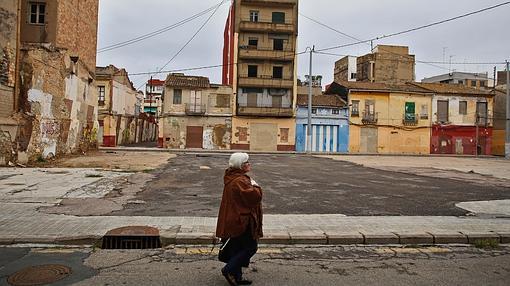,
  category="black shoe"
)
[236,278,253,285]
[221,268,238,286]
